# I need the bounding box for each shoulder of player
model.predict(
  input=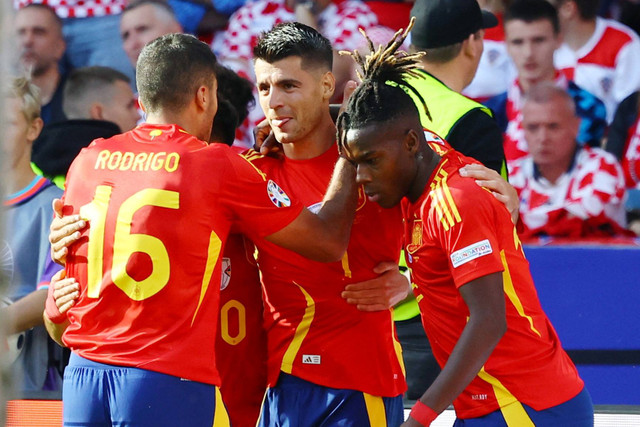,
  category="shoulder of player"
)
[427,160,497,211]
